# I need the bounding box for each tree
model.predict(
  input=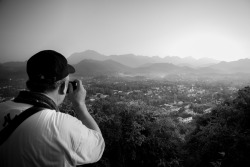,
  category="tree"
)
[183,87,250,167]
